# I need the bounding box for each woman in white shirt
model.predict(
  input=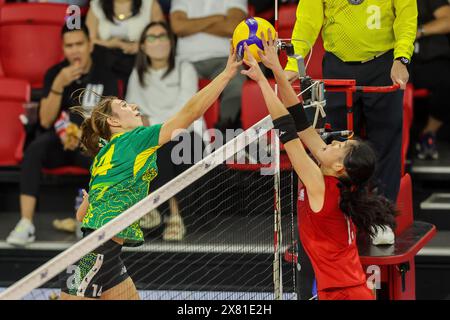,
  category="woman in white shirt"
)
[127,21,205,241]
[86,0,165,94]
